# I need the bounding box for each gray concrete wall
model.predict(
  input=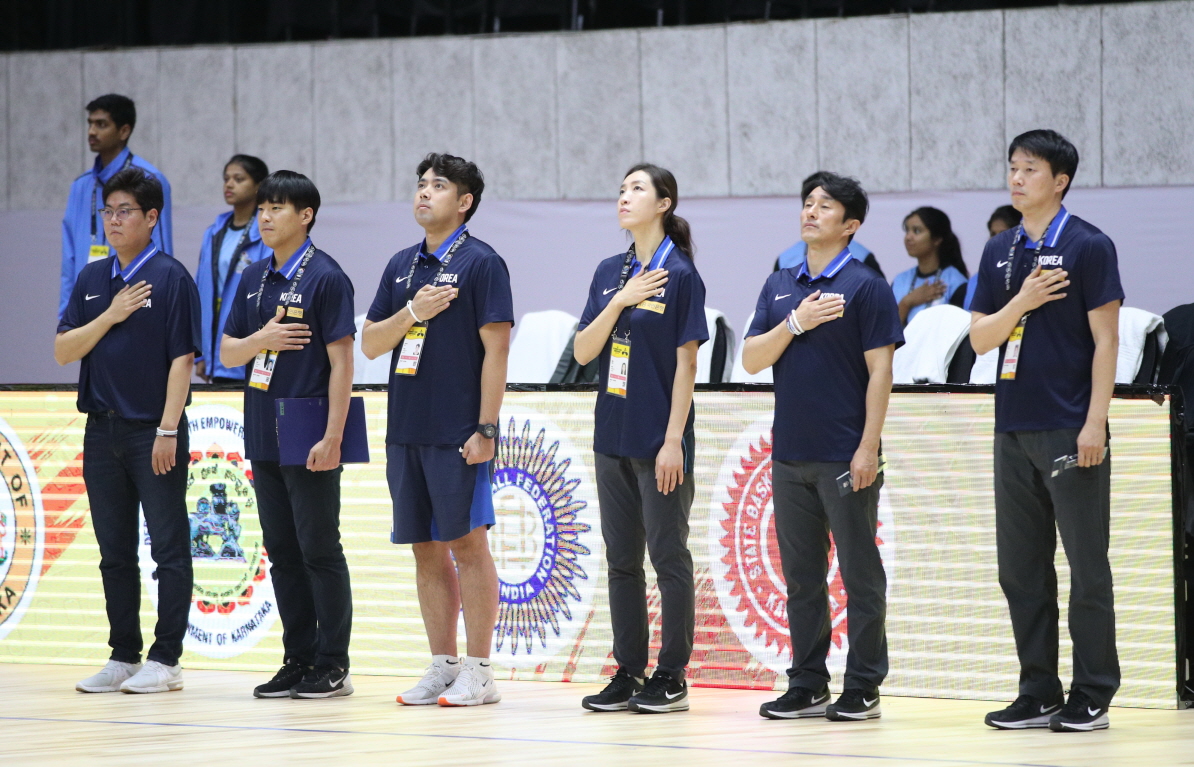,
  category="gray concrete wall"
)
[3,1,1193,210]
